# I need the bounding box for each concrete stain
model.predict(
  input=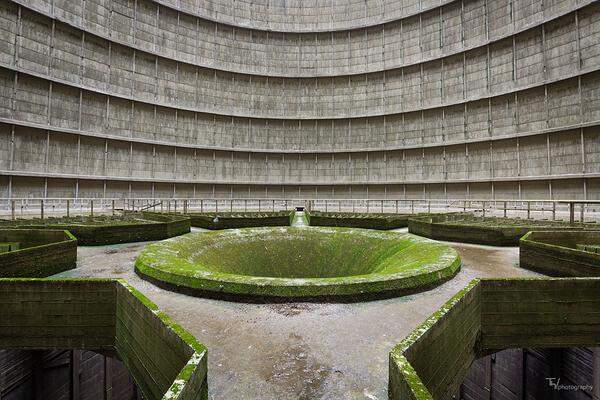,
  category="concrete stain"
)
[261,333,331,400]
